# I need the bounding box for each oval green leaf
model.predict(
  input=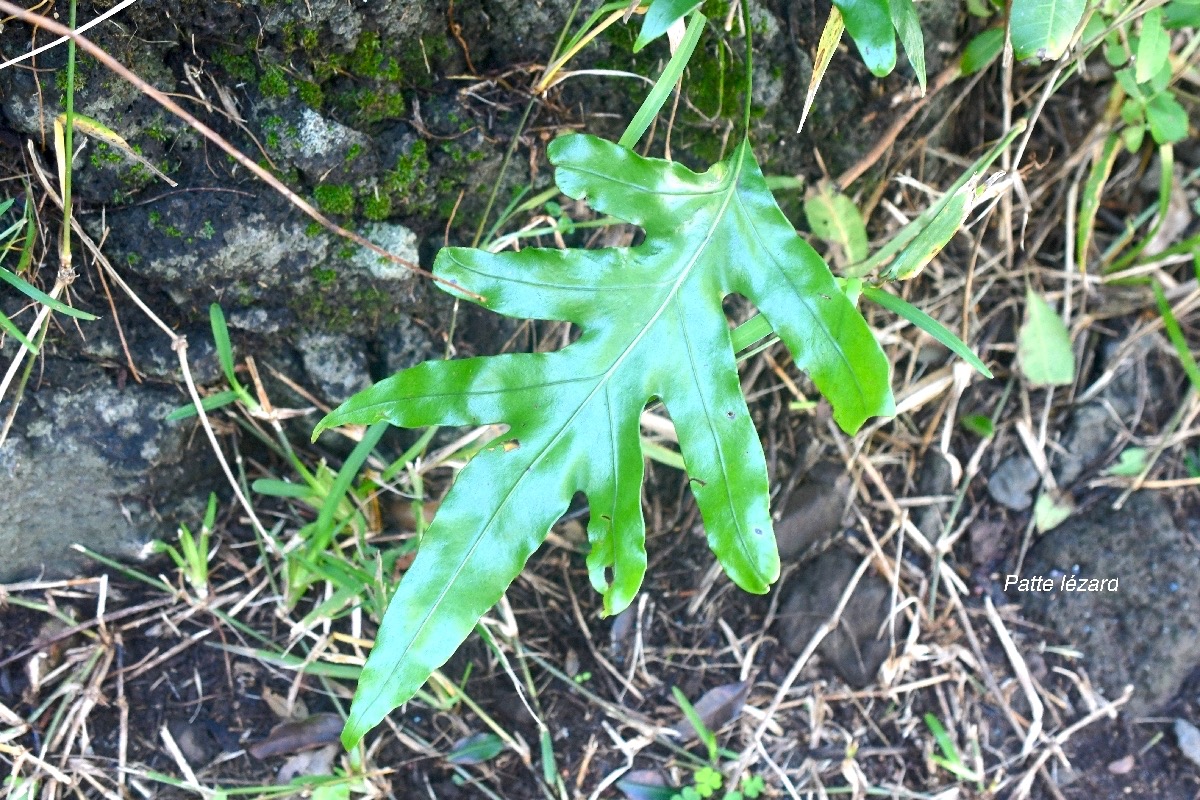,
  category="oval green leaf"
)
[1010,0,1087,61]
[833,0,898,76]
[1018,289,1074,386]
[634,0,703,52]
[961,27,1004,75]
[804,183,869,265]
